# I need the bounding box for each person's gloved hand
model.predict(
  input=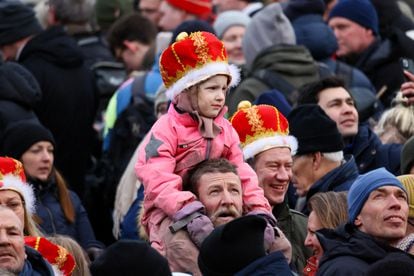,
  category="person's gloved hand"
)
[172,201,214,248]
[87,247,104,262]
